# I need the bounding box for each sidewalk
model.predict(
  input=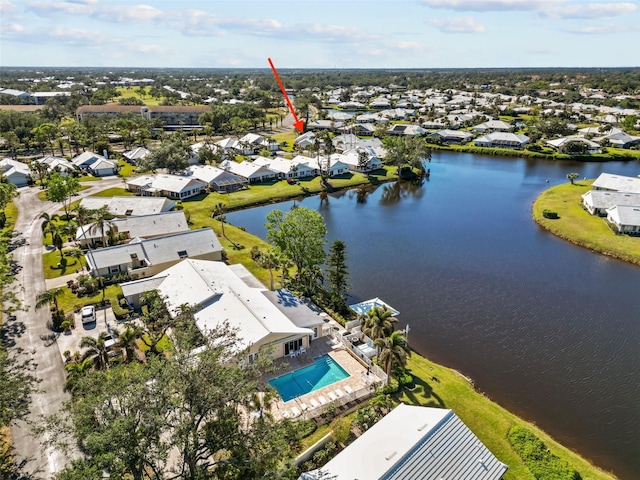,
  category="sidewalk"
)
[45,271,83,289]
